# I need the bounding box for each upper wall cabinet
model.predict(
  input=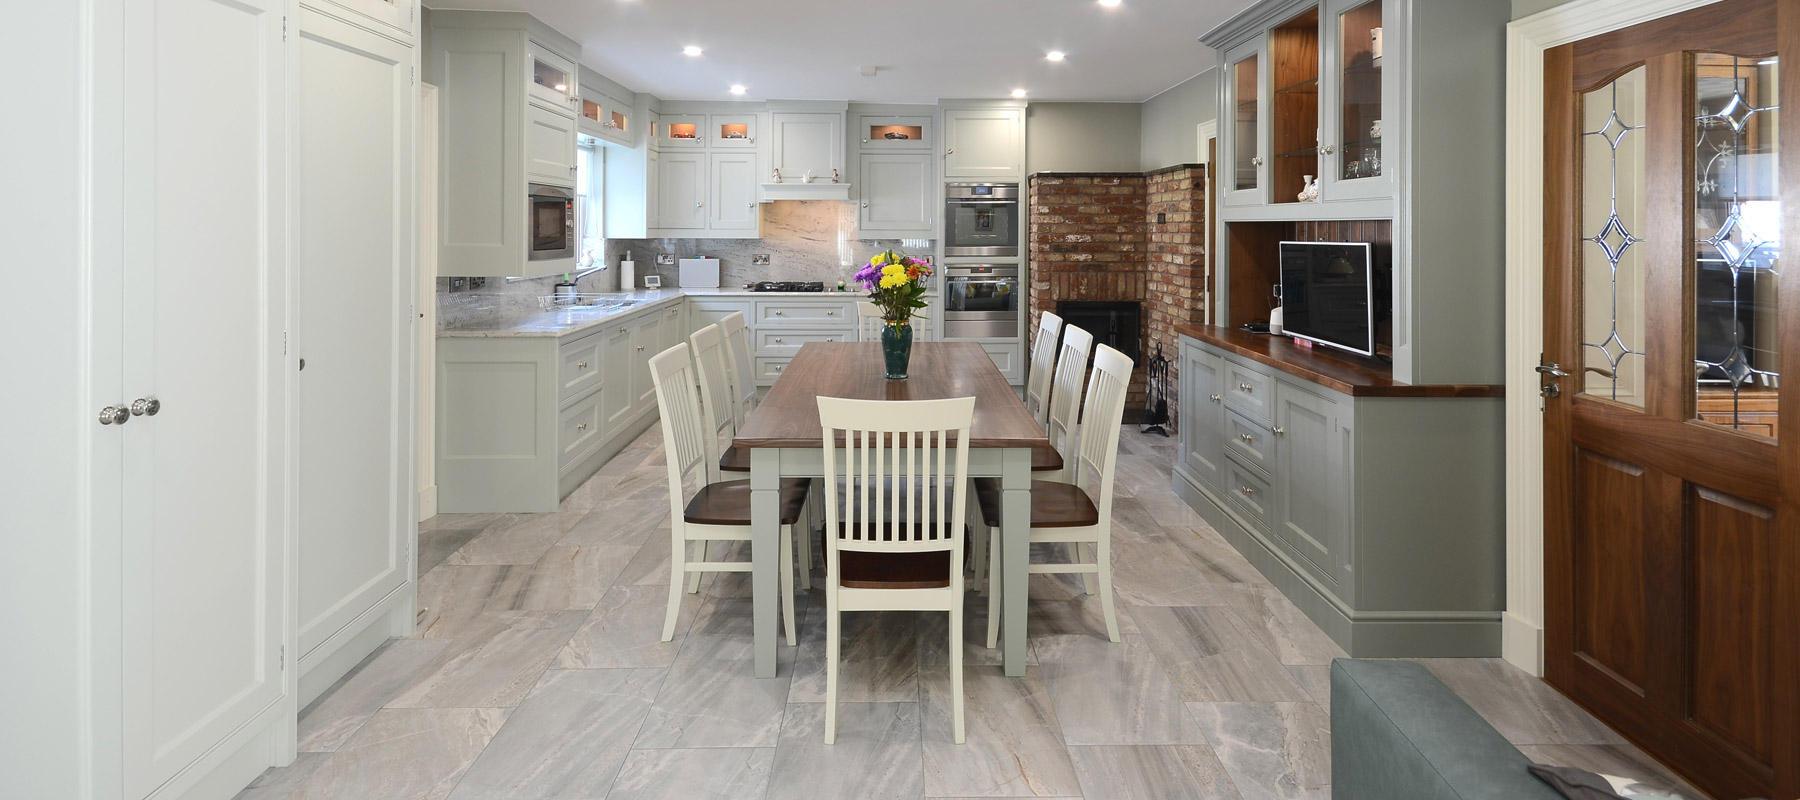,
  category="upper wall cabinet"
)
[645,103,763,238]
[577,66,635,147]
[857,113,932,151]
[942,107,1024,179]
[312,0,416,42]
[764,101,850,200]
[525,40,578,117]
[1204,0,1397,218]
